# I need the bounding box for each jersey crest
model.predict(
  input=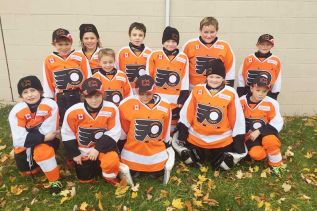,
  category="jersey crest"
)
[125,64,146,83]
[155,69,180,88]
[53,68,84,89]
[195,56,215,75]
[134,119,163,142]
[246,70,272,87]
[78,127,107,146]
[196,103,223,125]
